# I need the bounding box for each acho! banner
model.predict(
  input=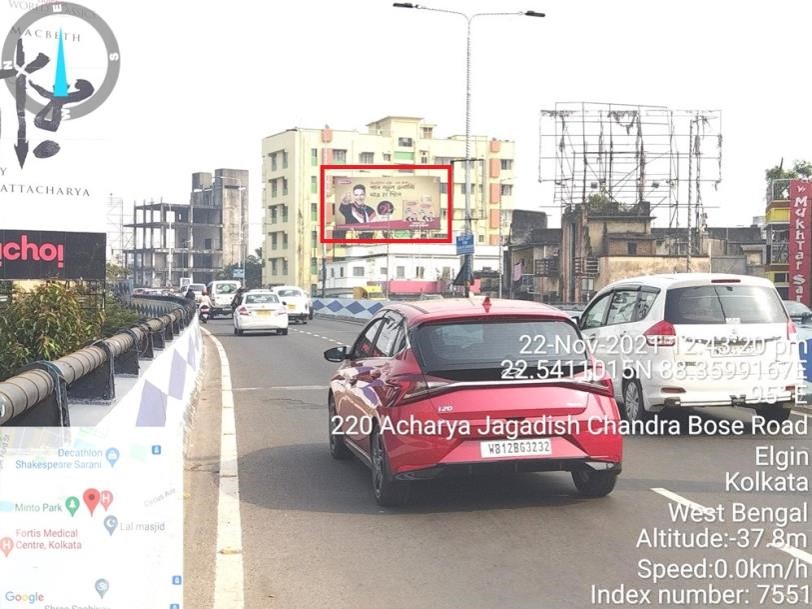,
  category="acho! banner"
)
[332,176,442,231]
